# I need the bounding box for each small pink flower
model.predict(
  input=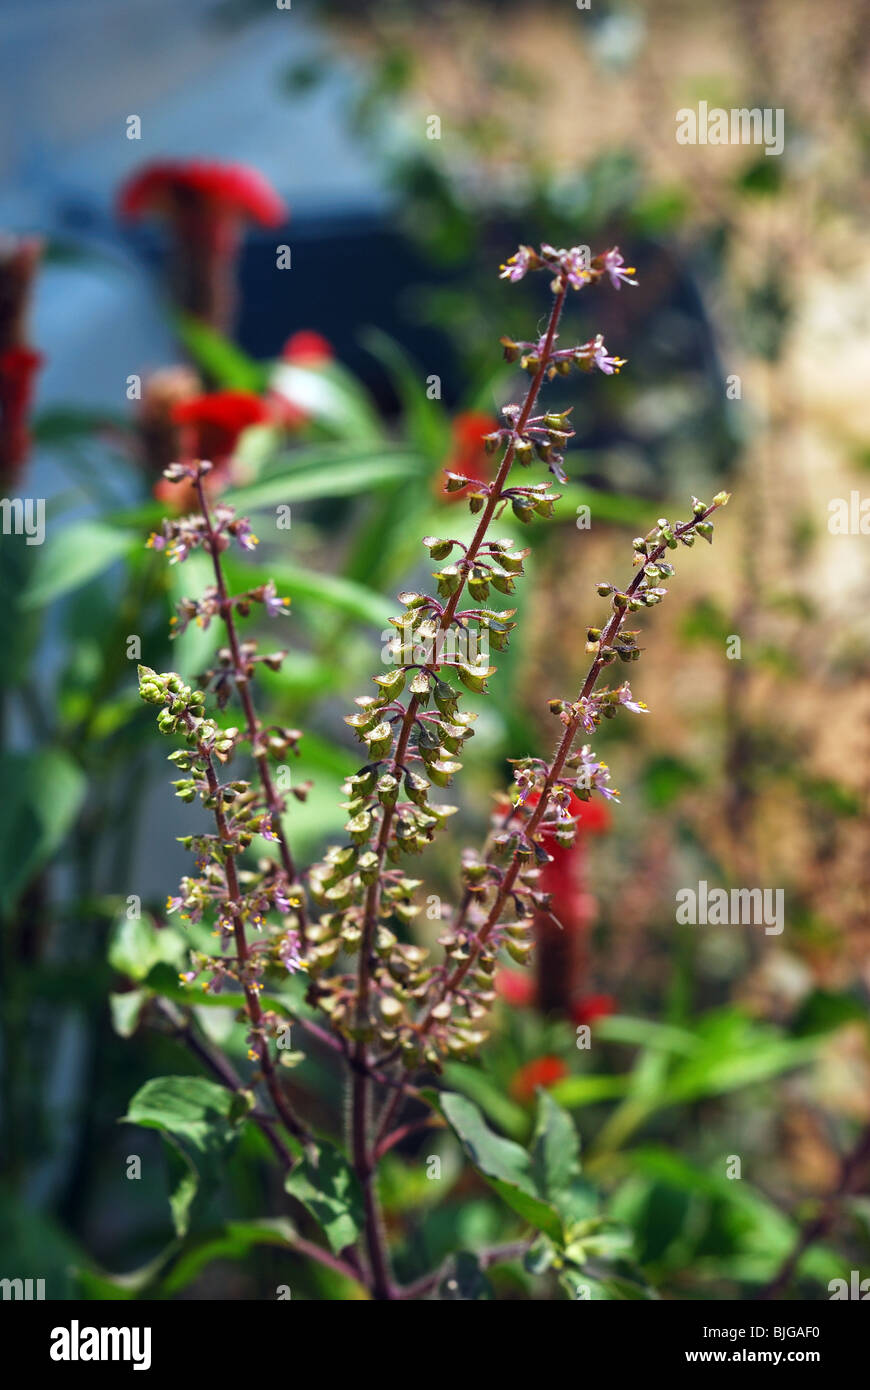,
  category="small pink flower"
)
[616,683,649,715]
[499,245,534,283]
[262,580,290,618]
[592,335,627,375]
[601,247,637,291]
[280,932,304,974]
